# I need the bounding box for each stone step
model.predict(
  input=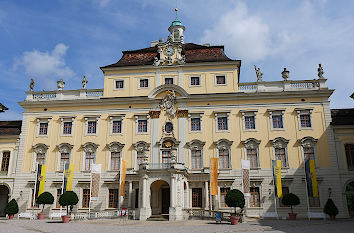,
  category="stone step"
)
[147,214,169,221]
